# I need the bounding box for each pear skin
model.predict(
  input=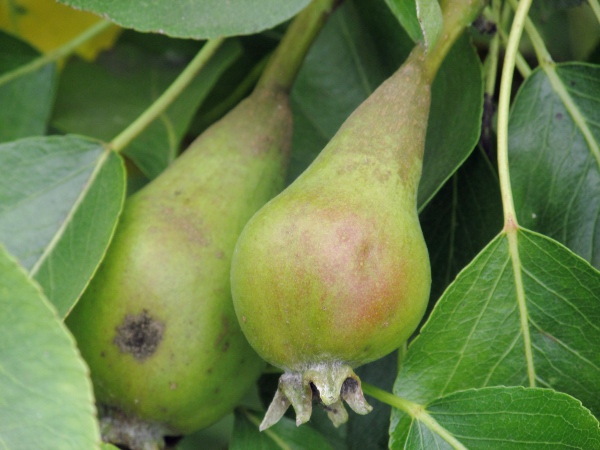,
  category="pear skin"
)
[231,48,432,429]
